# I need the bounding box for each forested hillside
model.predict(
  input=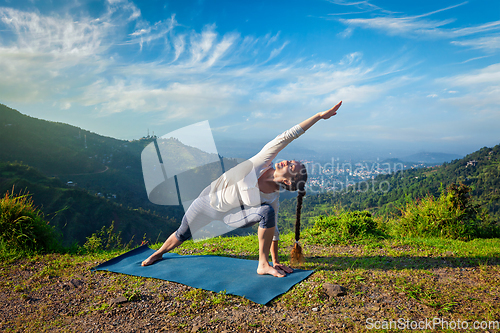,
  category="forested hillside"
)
[279,144,500,234]
[0,105,217,244]
[0,162,183,246]
[0,104,246,245]
[0,104,138,175]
